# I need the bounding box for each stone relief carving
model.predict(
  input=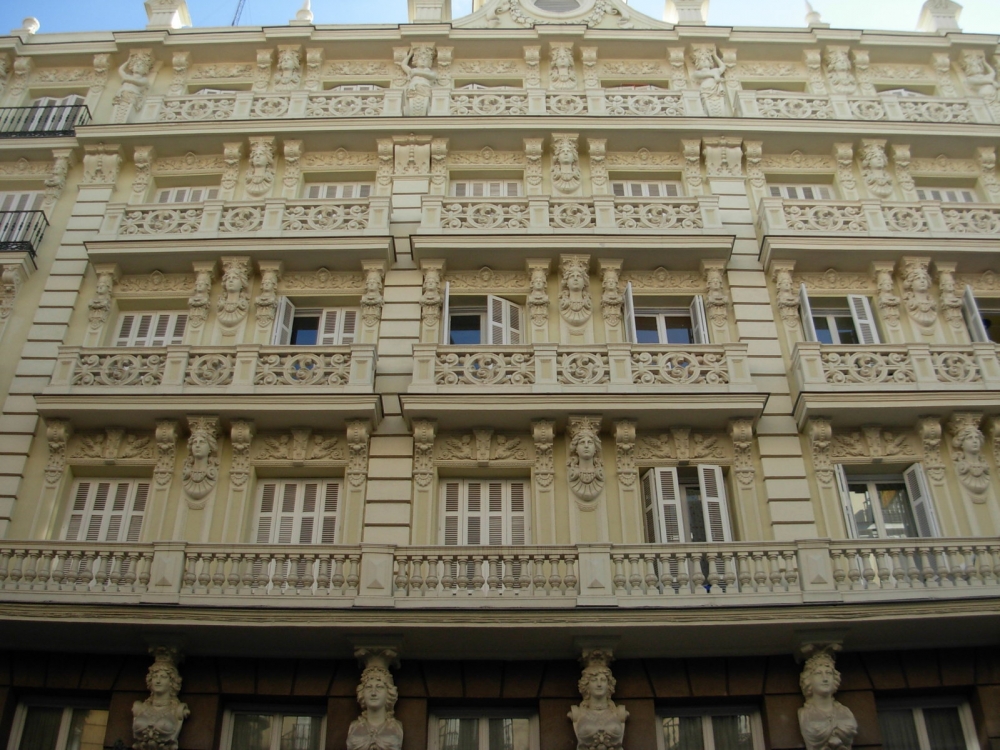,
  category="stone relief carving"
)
[244,137,275,198]
[690,45,729,117]
[83,145,123,185]
[222,142,243,194]
[274,46,301,91]
[133,646,190,750]
[532,420,555,488]
[581,48,598,89]
[347,648,403,750]
[795,270,875,293]
[950,414,989,500]
[730,419,755,487]
[361,264,385,328]
[830,427,915,460]
[960,51,998,114]
[873,264,901,329]
[420,265,444,327]
[446,268,529,293]
[634,430,728,463]
[44,419,71,485]
[230,420,255,488]
[559,256,593,330]
[154,152,226,174]
[44,149,72,210]
[524,138,543,195]
[187,265,214,329]
[614,420,637,487]
[899,258,937,331]
[891,144,915,197]
[182,416,219,507]
[398,43,437,117]
[569,649,627,750]
[704,137,742,178]
[833,143,857,195]
[7,57,31,99]
[989,417,1000,470]
[568,416,604,502]
[797,650,857,750]
[131,145,154,201]
[550,43,577,90]
[936,266,964,331]
[303,49,322,91]
[430,138,448,194]
[436,432,532,463]
[772,263,800,330]
[254,429,343,462]
[588,138,607,194]
[346,420,371,488]
[283,140,302,192]
[481,0,633,29]
[155,420,179,486]
[254,49,273,93]
[88,266,118,331]
[448,148,524,168]
[168,51,189,96]
[280,268,364,292]
[524,46,541,88]
[113,49,154,123]
[0,264,24,322]
[600,262,623,330]
[551,133,582,195]
[860,139,894,199]
[824,46,857,94]
[71,429,153,461]
[919,417,945,483]
[978,146,1000,202]
[702,262,729,329]
[760,152,836,172]
[216,258,251,330]
[621,268,703,291]
[808,418,834,486]
[412,420,436,488]
[254,263,281,331]
[744,141,764,190]
[526,264,550,329]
